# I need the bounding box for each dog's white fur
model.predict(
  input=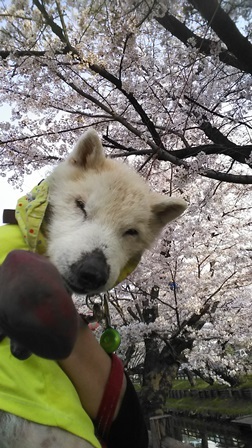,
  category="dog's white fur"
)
[0,129,187,447]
